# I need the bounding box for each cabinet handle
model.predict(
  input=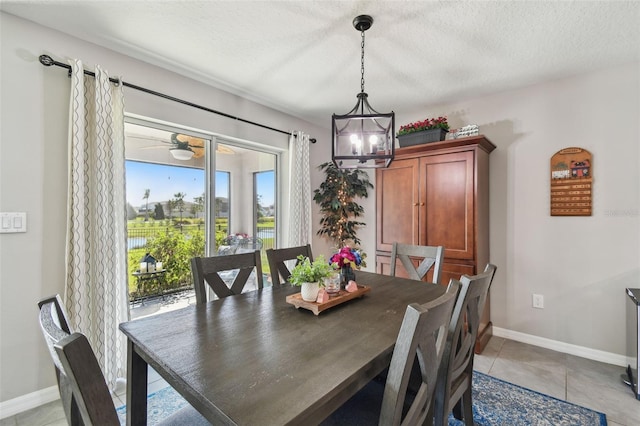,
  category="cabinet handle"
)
[420,202,425,206]
[413,203,419,206]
